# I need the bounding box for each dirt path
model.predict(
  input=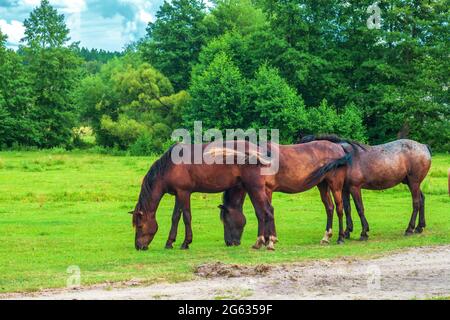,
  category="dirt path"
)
[3,246,450,300]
